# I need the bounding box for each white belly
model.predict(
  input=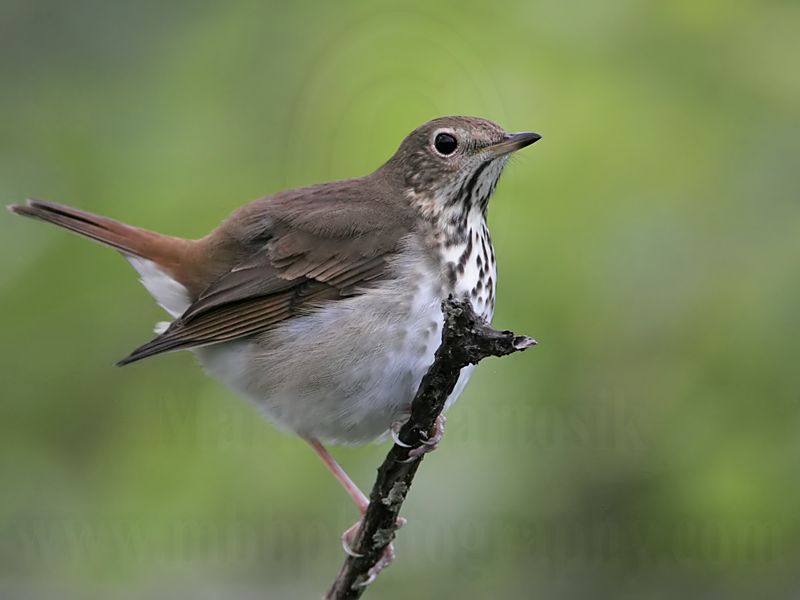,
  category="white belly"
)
[197,228,496,446]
